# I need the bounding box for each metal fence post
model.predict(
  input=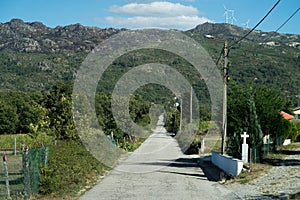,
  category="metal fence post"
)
[14,138,17,156]
[44,146,49,167]
[23,146,30,199]
[3,154,11,199]
[249,148,252,172]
